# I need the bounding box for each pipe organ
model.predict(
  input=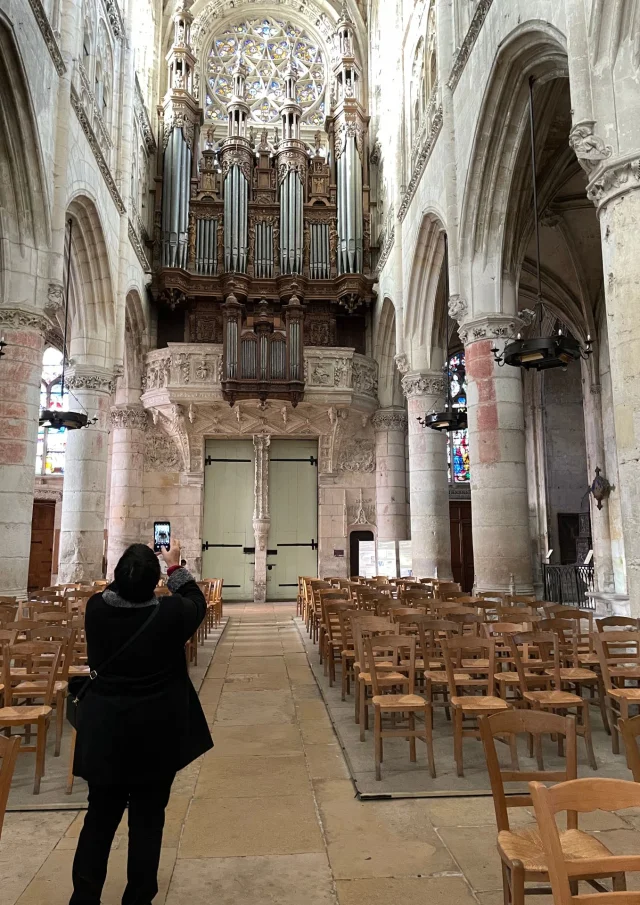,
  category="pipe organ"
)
[153,2,373,407]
